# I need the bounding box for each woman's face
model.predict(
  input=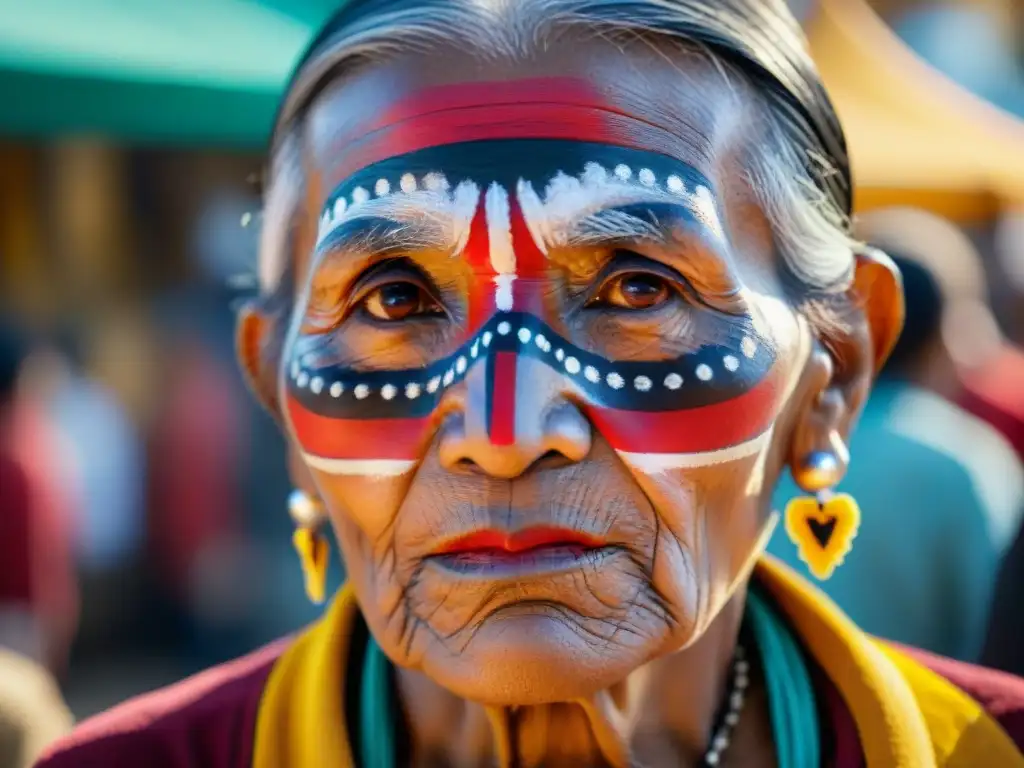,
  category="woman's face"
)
[251,40,881,705]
